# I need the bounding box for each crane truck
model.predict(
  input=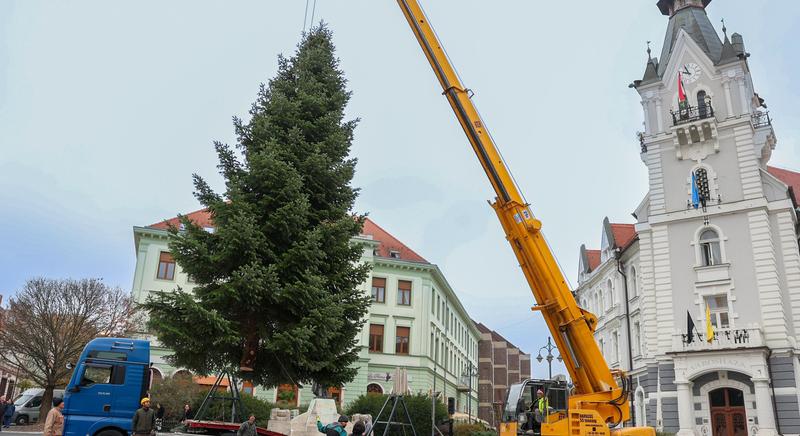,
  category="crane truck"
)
[395,2,656,436]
